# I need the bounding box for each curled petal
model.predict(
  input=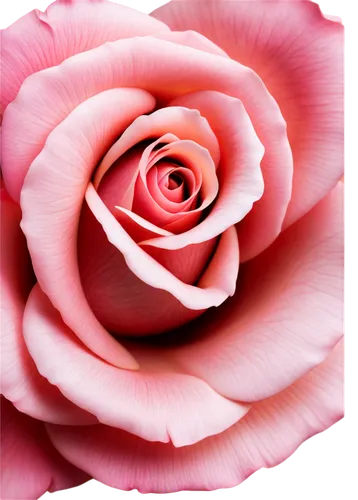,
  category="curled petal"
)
[1,0,168,115]
[142,91,265,252]
[2,36,286,211]
[46,340,343,493]
[24,285,250,447]
[94,106,220,188]
[0,396,89,500]
[167,183,343,402]
[21,88,156,368]
[0,193,93,425]
[153,0,343,233]
[86,183,239,314]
